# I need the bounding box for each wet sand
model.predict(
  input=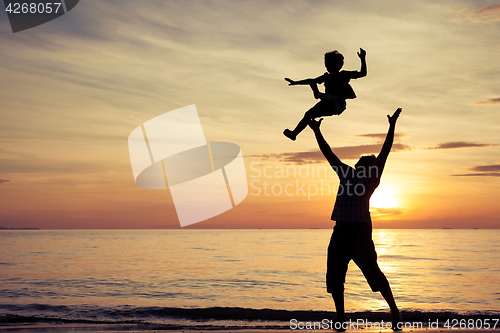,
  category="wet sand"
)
[2,326,500,333]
